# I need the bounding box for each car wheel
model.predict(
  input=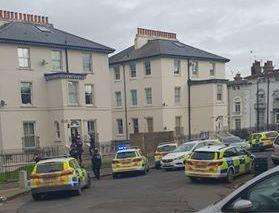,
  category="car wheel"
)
[189,177,198,182]
[112,173,118,179]
[155,164,160,170]
[73,187,82,196]
[226,168,234,183]
[32,193,41,201]
[272,159,279,165]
